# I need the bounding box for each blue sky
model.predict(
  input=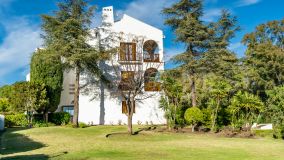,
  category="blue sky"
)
[0,0,283,86]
